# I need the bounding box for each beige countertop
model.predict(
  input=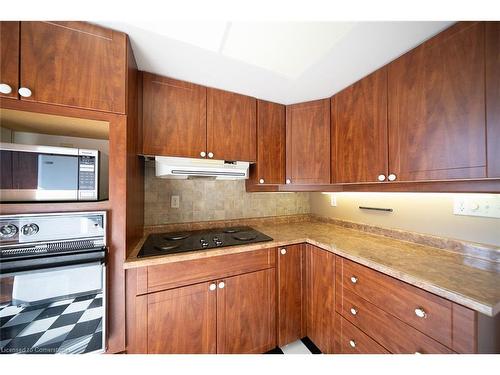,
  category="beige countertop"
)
[125,220,500,317]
